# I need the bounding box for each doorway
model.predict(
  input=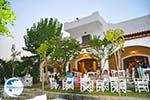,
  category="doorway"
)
[77,59,98,72]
